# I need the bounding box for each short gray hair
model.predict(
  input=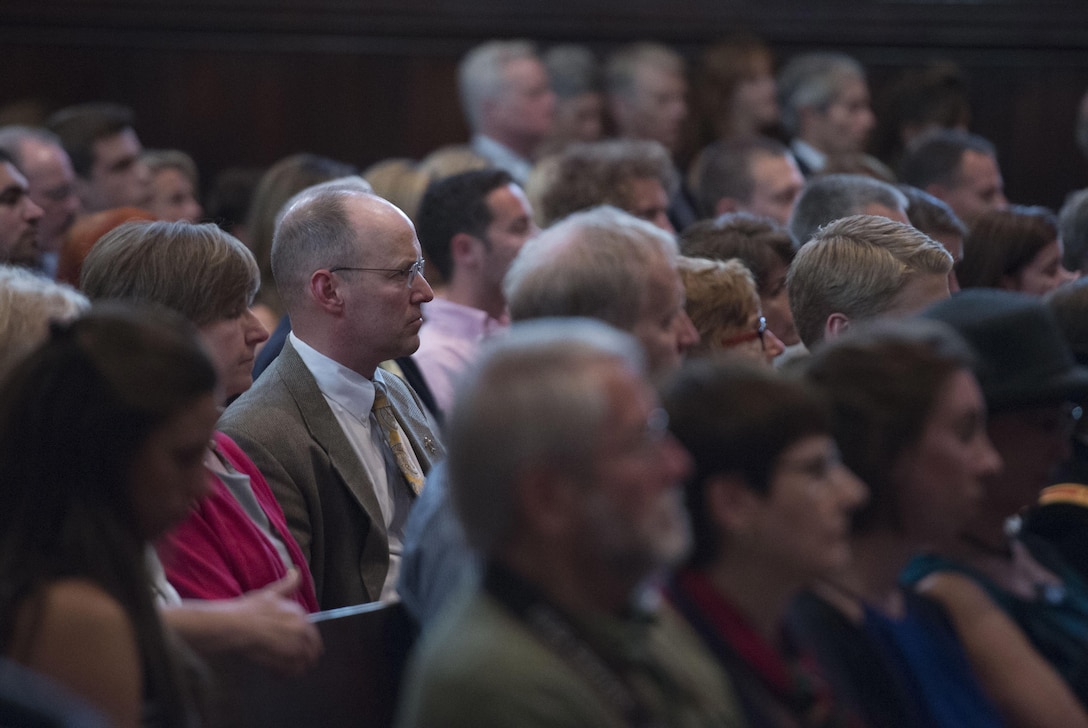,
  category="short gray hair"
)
[447,317,645,554]
[458,40,539,132]
[605,42,684,98]
[0,265,87,379]
[504,205,678,330]
[270,183,374,312]
[543,44,601,99]
[789,174,908,247]
[777,52,866,138]
[0,125,62,167]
